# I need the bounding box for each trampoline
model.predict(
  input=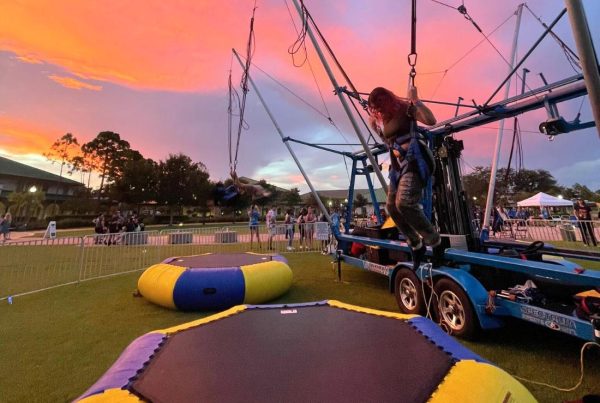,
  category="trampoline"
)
[77,300,534,402]
[137,253,292,311]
